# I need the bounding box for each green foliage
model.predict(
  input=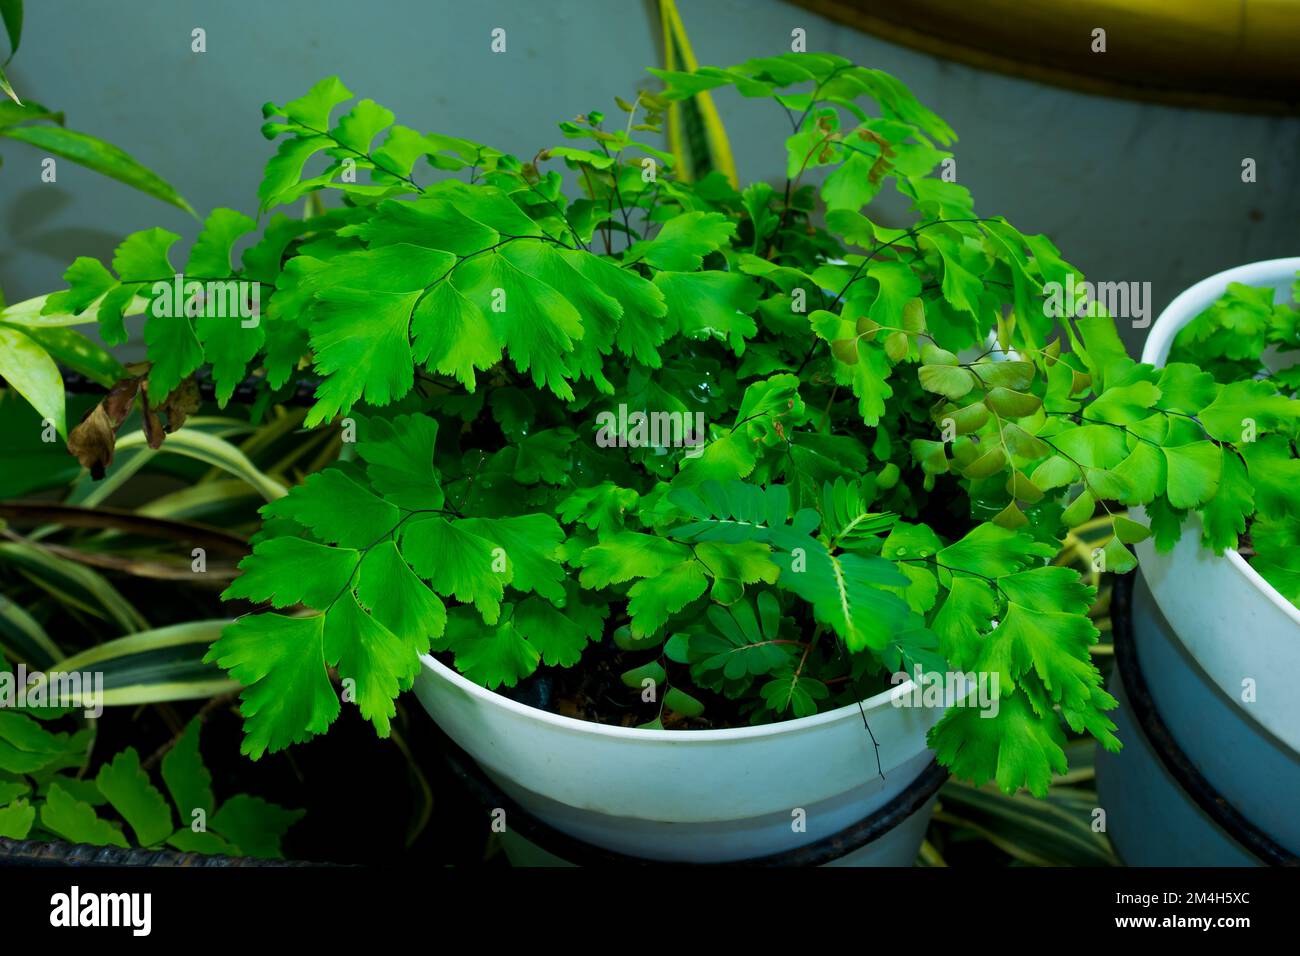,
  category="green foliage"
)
[1167,279,1300,598]
[0,705,300,856]
[36,51,1300,798]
